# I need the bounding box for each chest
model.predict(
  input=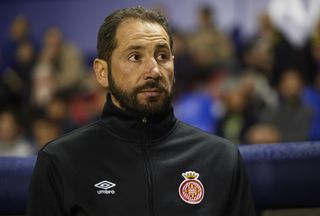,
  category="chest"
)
[60,140,233,216]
